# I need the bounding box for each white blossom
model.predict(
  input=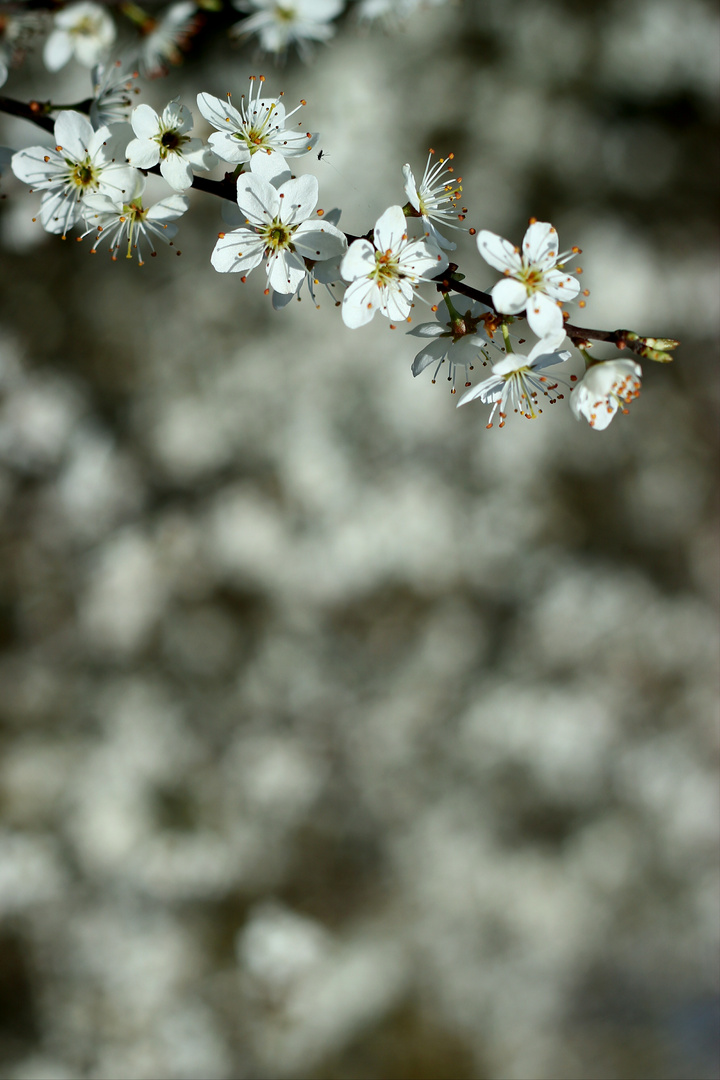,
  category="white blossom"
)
[90,62,140,129]
[43,2,116,72]
[135,1,200,78]
[231,0,344,58]
[570,359,642,430]
[197,77,317,167]
[408,298,495,393]
[81,185,189,265]
[477,220,580,341]
[402,149,464,251]
[457,338,571,427]
[126,101,216,192]
[340,204,448,329]
[11,112,138,237]
[211,172,346,294]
